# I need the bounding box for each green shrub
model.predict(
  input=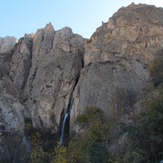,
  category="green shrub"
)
[65,106,111,162]
[149,57,163,87]
[85,141,107,163]
[118,58,163,162]
[53,143,67,163]
[24,118,59,162]
[0,131,29,163]
[121,88,163,162]
[75,106,110,142]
